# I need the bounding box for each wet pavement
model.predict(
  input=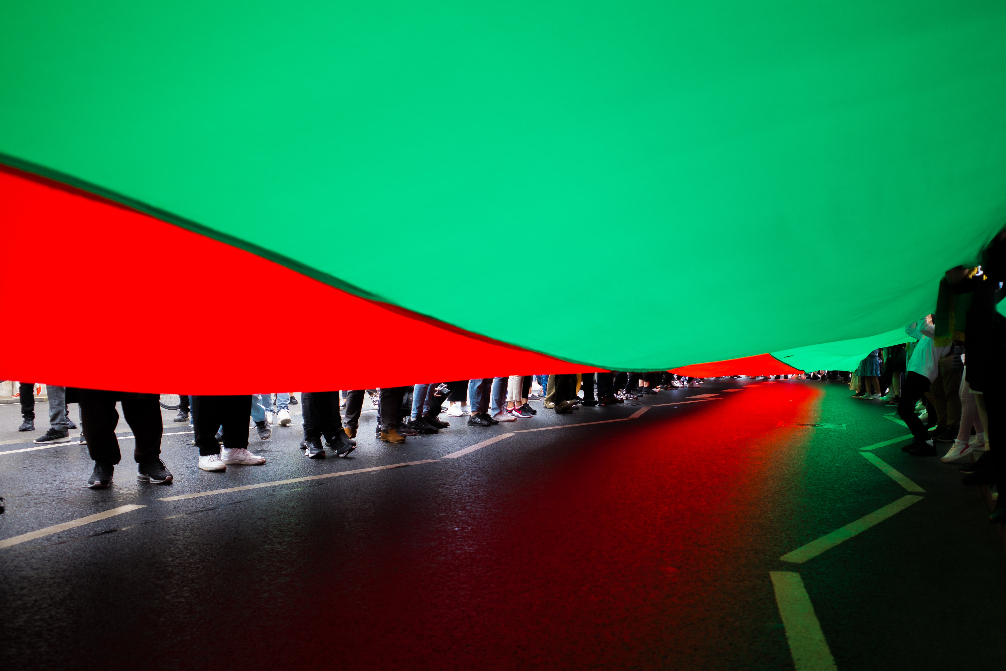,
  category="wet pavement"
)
[1,380,1004,670]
